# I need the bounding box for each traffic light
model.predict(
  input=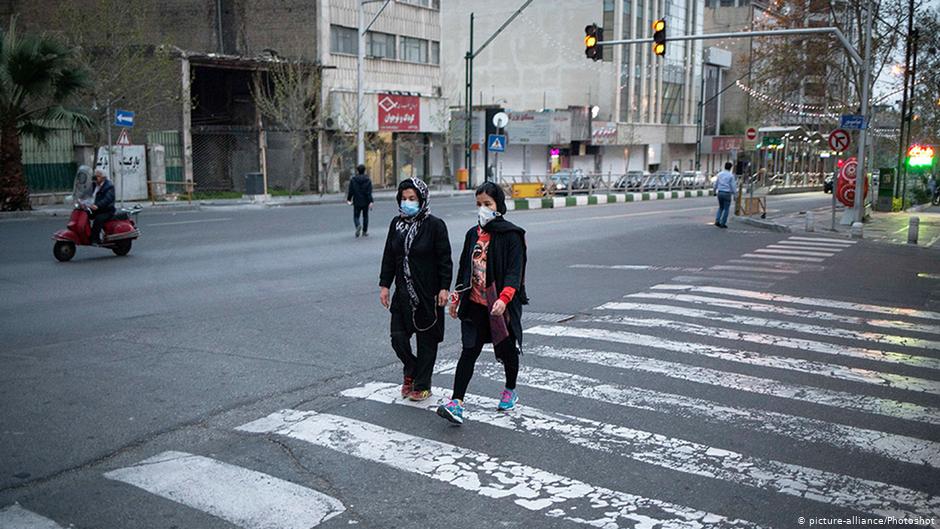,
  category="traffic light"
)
[652,19,666,56]
[584,24,603,61]
[907,145,935,168]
